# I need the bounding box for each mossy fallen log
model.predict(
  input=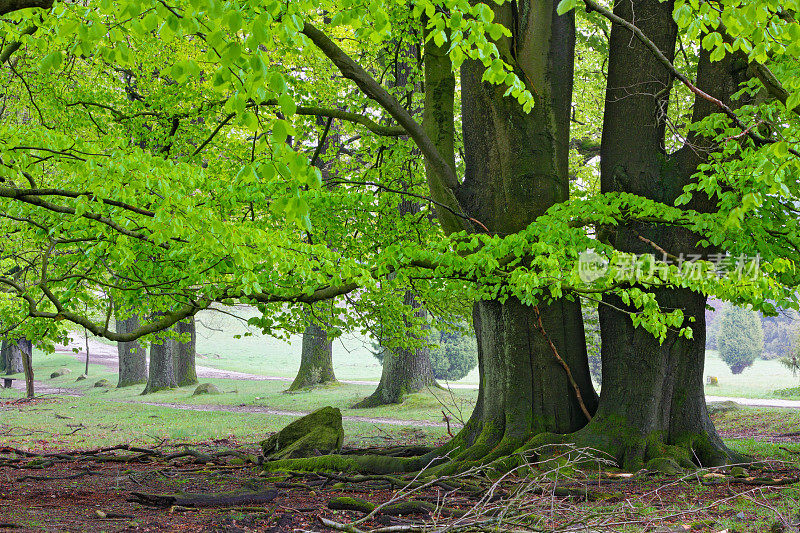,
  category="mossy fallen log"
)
[129,489,278,508]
